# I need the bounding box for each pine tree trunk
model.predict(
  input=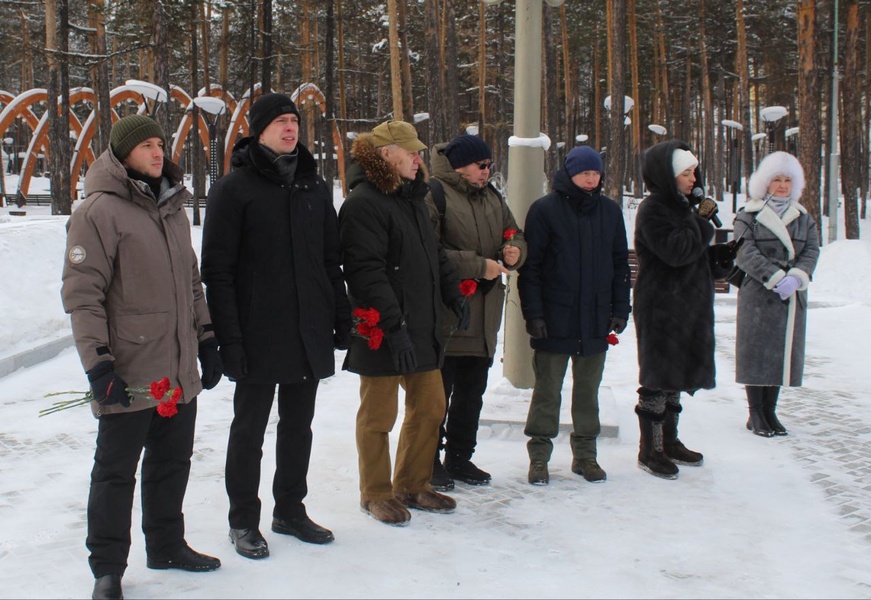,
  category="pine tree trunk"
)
[261,0,272,92]
[606,0,626,205]
[190,0,203,226]
[698,0,717,200]
[841,0,860,239]
[628,0,642,198]
[386,0,404,120]
[424,0,445,144]
[89,0,112,156]
[152,0,171,138]
[323,0,336,187]
[47,0,72,215]
[736,0,753,192]
[542,7,559,176]
[797,0,823,232]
